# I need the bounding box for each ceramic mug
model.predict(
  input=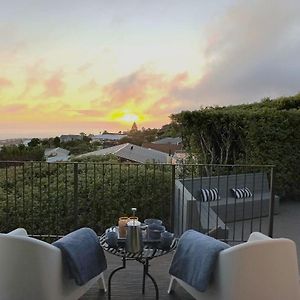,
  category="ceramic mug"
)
[106,231,118,248]
[148,224,165,240]
[159,231,174,250]
[118,217,129,238]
